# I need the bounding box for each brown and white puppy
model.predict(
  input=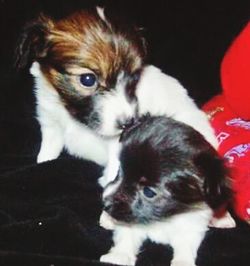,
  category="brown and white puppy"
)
[15,7,218,166]
[15,7,145,165]
[100,115,232,266]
